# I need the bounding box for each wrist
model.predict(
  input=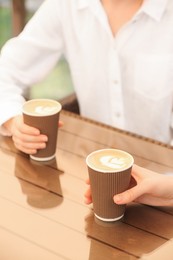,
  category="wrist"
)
[2,118,15,136]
